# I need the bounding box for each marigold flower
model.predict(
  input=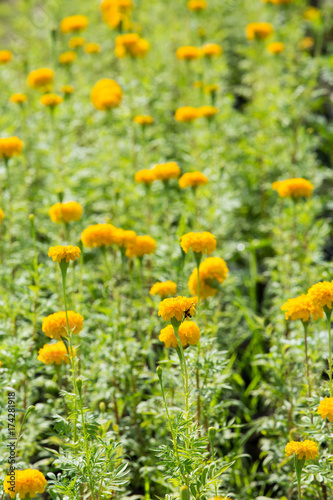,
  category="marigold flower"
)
[68,36,85,49]
[133,115,154,126]
[263,0,293,3]
[0,209,4,223]
[125,235,156,258]
[42,311,84,340]
[159,321,200,348]
[81,223,118,248]
[0,50,12,63]
[10,93,28,104]
[299,37,314,50]
[150,281,177,298]
[285,440,319,460]
[246,22,274,41]
[115,34,150,58]
[115,228,137,248]
[40,93,63,108]
[188,257,229,298]
[0,137,23,159]
[272,178,313,198]
[176,46,202,61]
[267,42,285,54]
[179,172,208,189]
[198,105,219,118]
[180,231,216,255]
[201,43,223,57]
[158,296,198,322]
[134,168,157,185]
[187,0,207,11]
[49,202,83,224]
[303,7,321,21]
[48,245,81,263]
[84,42,101,54]
[317,398,333,422]
[91,78,123,110]
[307,281,333,310]
[175,106,200,122]
[281,294,323,322]
[27,68,54,91]
[62,85,75,95]
[101,0,132,29]
[153,162,181,181]
[37,341,75,365]
[59,51,77,65]
[3,469,47,499]
[60,15,89,33]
